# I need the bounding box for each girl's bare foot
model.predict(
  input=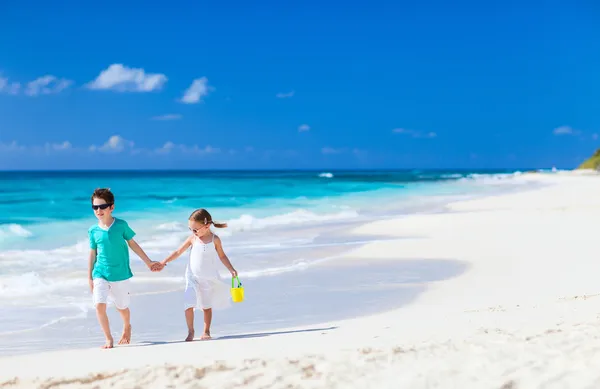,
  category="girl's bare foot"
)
[102,338,114,349]
[185,330,195,342]
[118,325,131,345]
[200,332,211,340]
